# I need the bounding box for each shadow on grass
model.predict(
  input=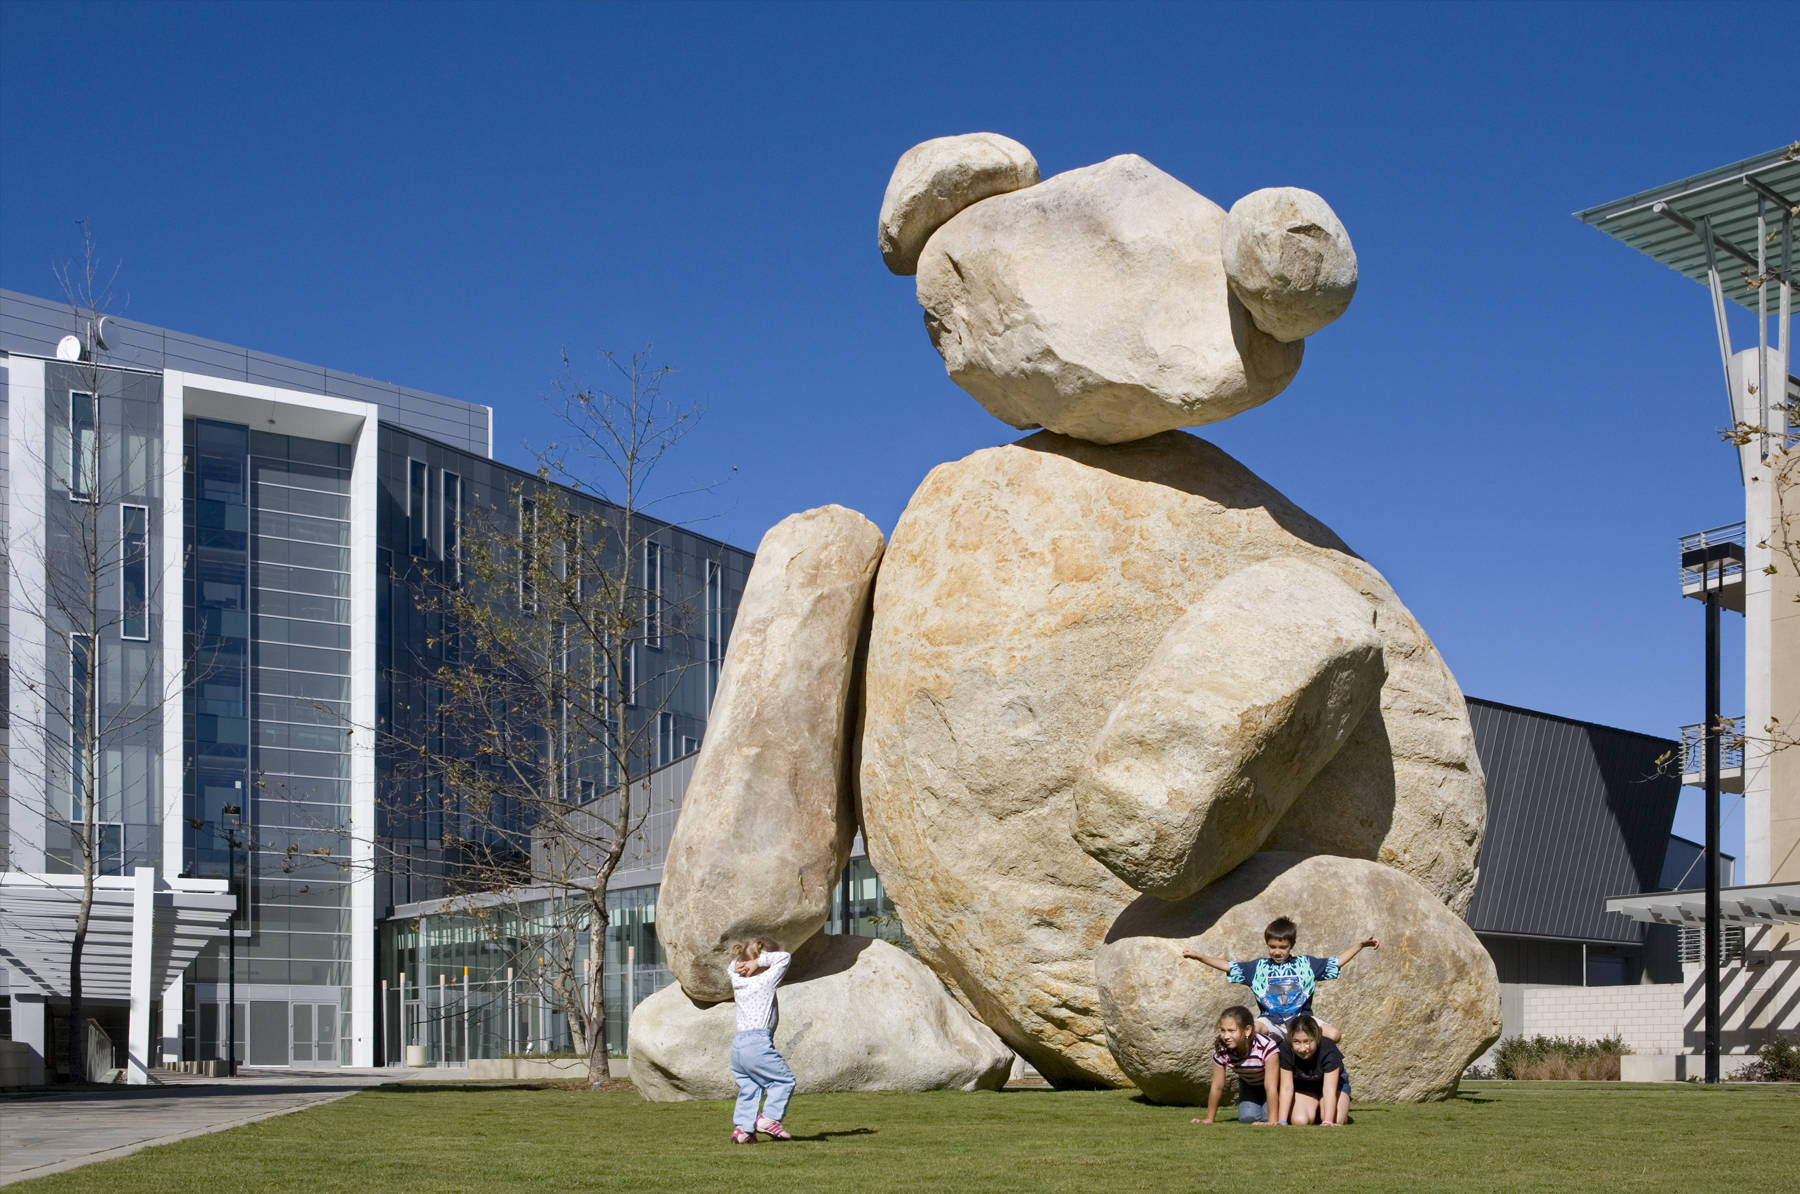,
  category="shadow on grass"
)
[785,1128,877,1142]
[380,1082,611,1094]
